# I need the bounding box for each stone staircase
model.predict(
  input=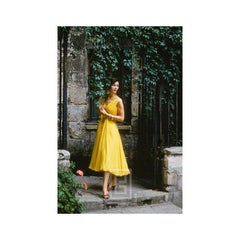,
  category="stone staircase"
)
[76,176,182,214]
